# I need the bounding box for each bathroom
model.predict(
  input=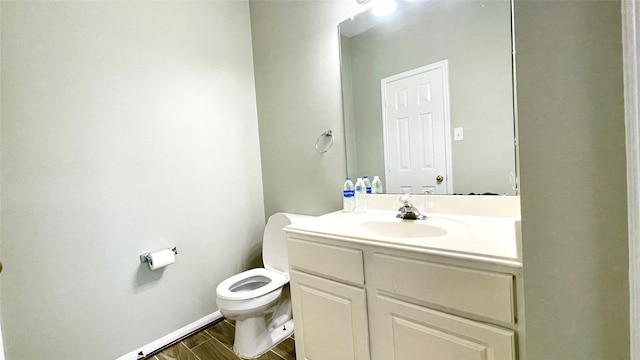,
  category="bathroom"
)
[0,0,634,359]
